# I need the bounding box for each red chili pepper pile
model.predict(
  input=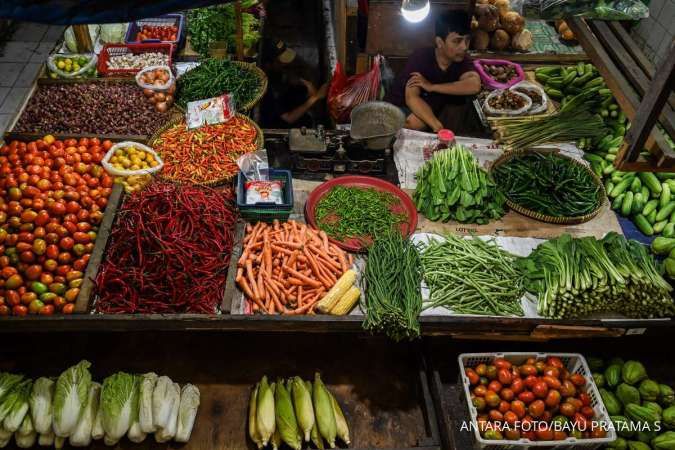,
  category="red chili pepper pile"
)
[153,117,258,184]
[94,181,237,314]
